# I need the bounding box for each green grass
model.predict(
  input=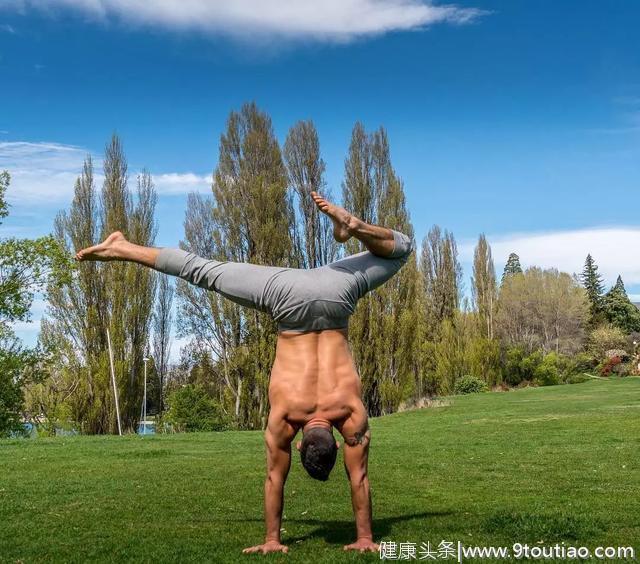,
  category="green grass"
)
[1,378,639,563]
